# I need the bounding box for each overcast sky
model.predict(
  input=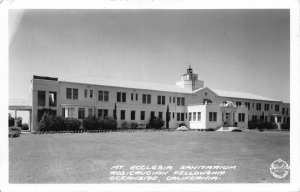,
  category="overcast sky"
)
[9,9,290,102]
